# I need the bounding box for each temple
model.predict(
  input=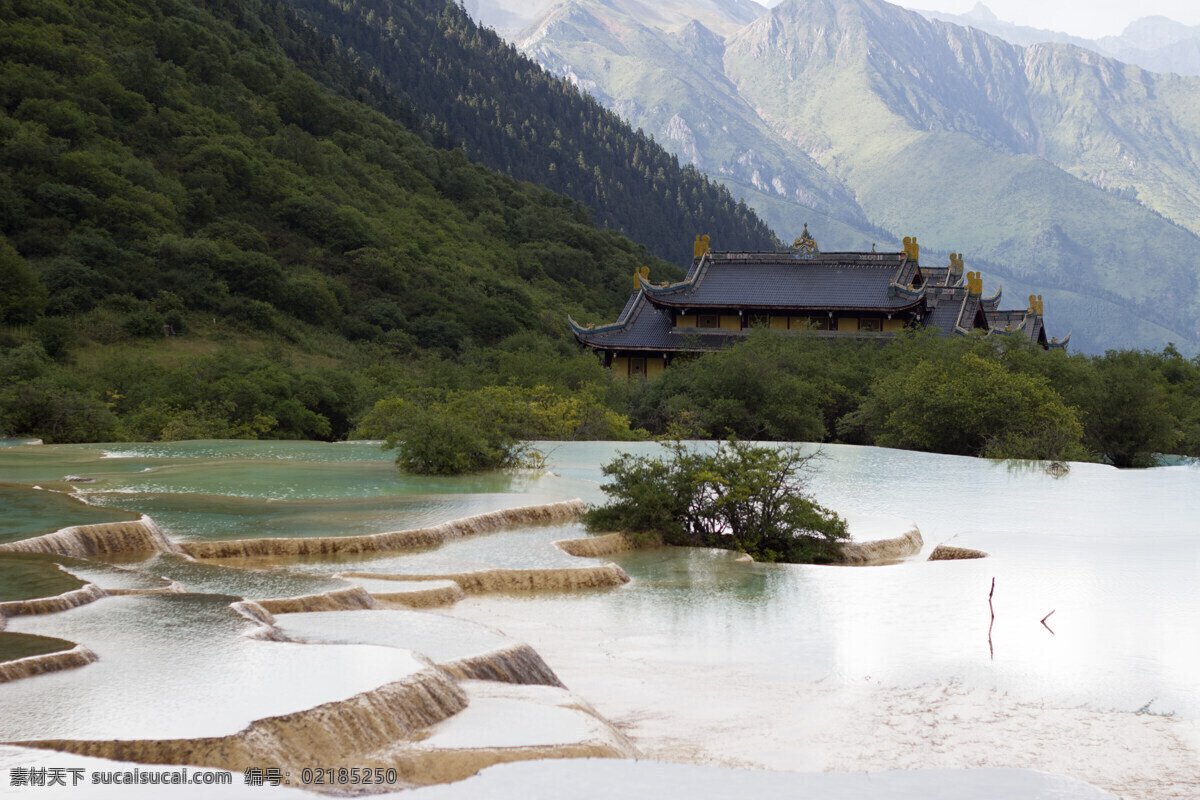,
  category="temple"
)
[569,228,1069,379]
